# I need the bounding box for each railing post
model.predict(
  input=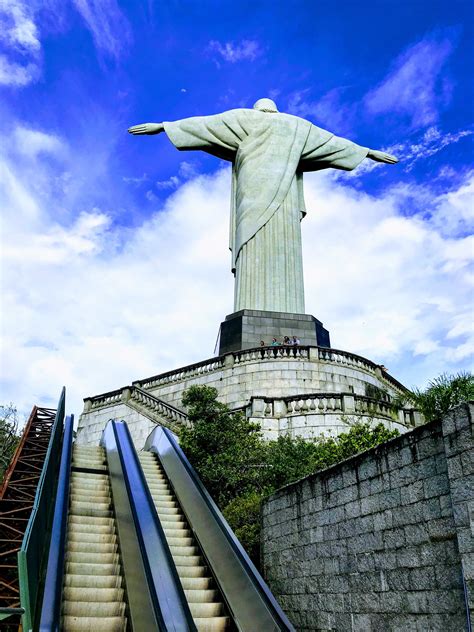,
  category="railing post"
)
[224,353,235,368]
[250,398,265,417]
[342,395,355,413]
[83,398,92,413]
[309,347,319,362]
[398,409,408,425]
[273,399,287,418]
[122,387,132,402]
